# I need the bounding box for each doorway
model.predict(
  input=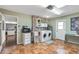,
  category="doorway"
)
[56,20,66,40]
[5,24,17,46]
[4,15,18,47]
